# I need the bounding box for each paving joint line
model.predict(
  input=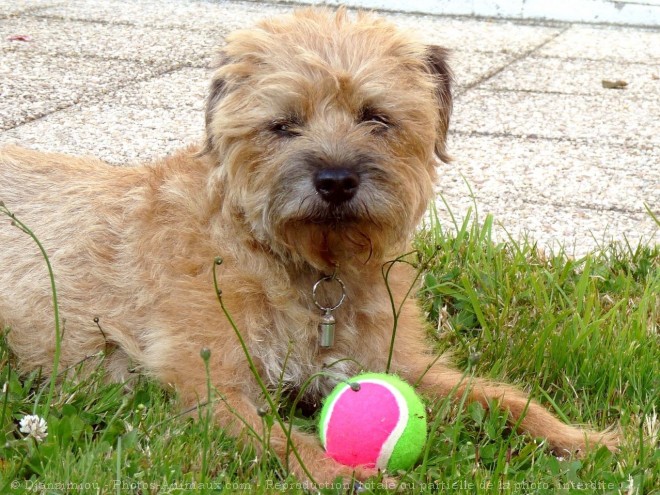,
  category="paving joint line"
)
[2,63,199,132]
[449,129,658,152]
[28,12,233,37]
[463,86,658,101]
[519,53,660,67]
[450,50,657,68]
[468,87,596,97]
[1,4,61,19]
[1,45,209,66]
[456,24,572,96]
[29,13,138,28]
[521,198,652,216]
